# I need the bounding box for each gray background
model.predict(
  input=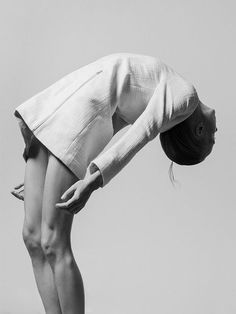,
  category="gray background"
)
[1,0,235,313]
